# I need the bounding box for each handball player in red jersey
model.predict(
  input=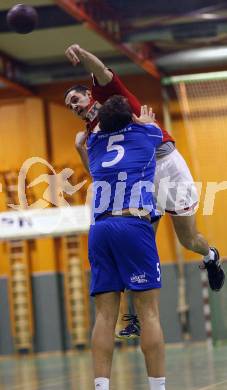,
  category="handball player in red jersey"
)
[64,44,225,339]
